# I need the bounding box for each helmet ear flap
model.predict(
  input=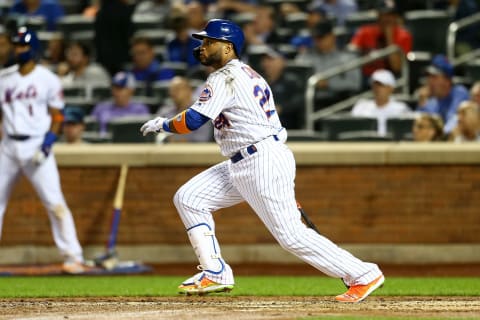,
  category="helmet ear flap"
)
[193,46,201,61]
